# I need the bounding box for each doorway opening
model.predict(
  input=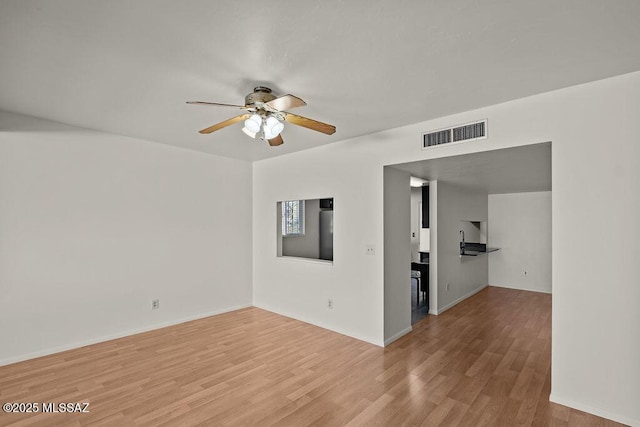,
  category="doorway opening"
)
[410,177,429,325]
[383,141,552,343]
